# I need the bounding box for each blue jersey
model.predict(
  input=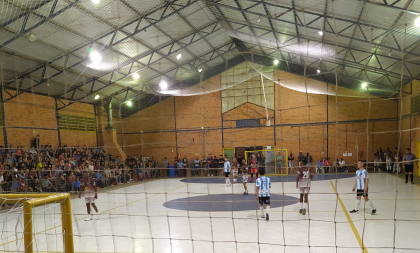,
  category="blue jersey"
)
[256,176,271,197]
[355,169,368,190]
[224,161,230,172]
